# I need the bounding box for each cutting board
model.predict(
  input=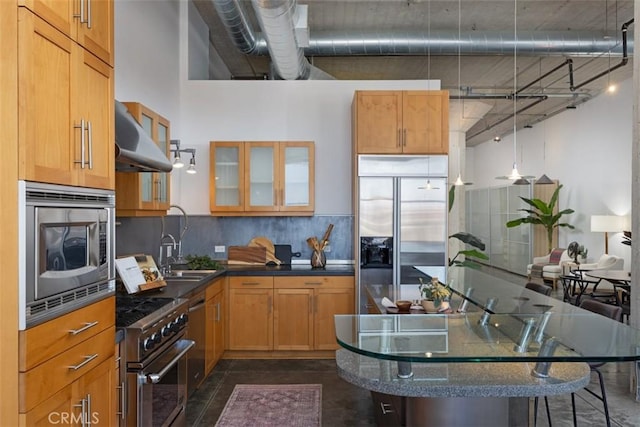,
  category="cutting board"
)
[249,236,281,265]
[228,246,266,265]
